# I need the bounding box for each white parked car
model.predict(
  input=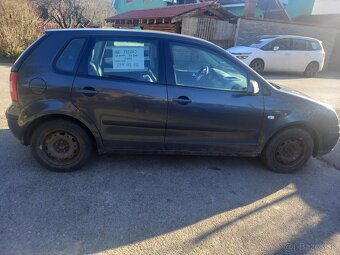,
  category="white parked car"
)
[228,35,325,77]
